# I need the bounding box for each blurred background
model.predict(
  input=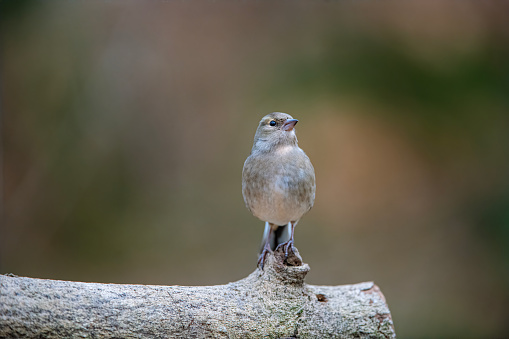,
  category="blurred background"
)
[1,1,509,337]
